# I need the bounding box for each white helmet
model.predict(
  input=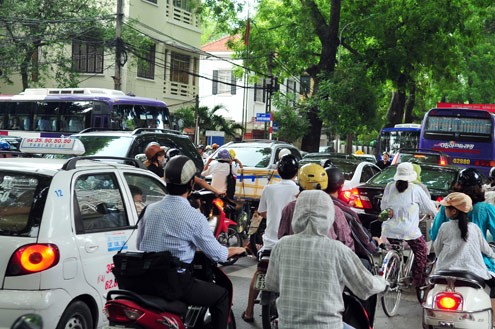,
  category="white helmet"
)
[278,148,291,160]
